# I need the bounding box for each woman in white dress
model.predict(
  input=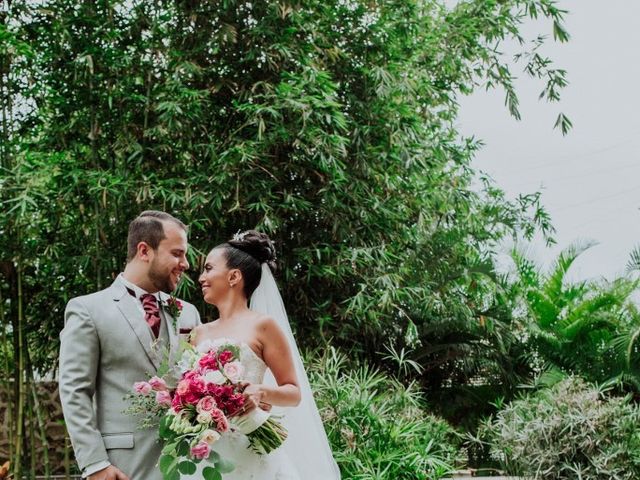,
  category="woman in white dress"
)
[187,230,340,480]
